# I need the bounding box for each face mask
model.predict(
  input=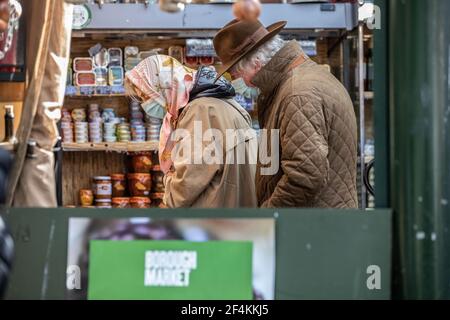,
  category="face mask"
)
[231,78,260,100]
[141,99,166,120]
